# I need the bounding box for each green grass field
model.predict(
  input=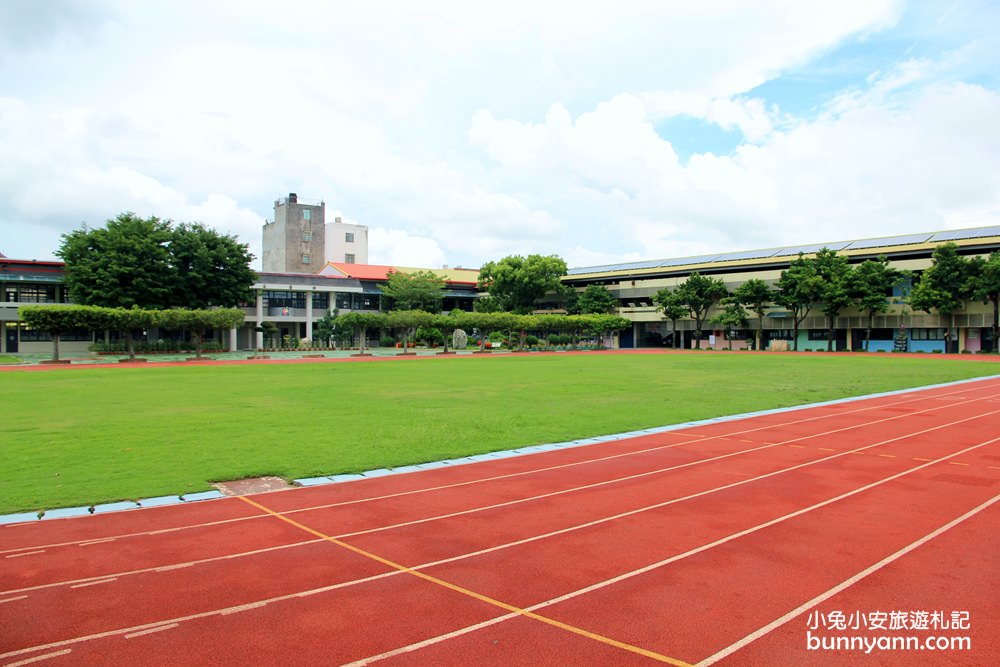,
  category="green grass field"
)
[0,355,22,365]
[2,353,998,514]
